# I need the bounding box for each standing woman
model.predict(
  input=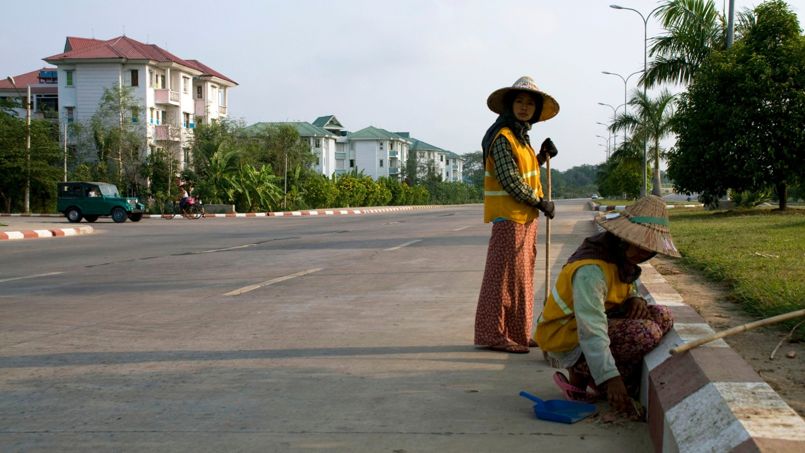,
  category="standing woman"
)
[474,76,560,353]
